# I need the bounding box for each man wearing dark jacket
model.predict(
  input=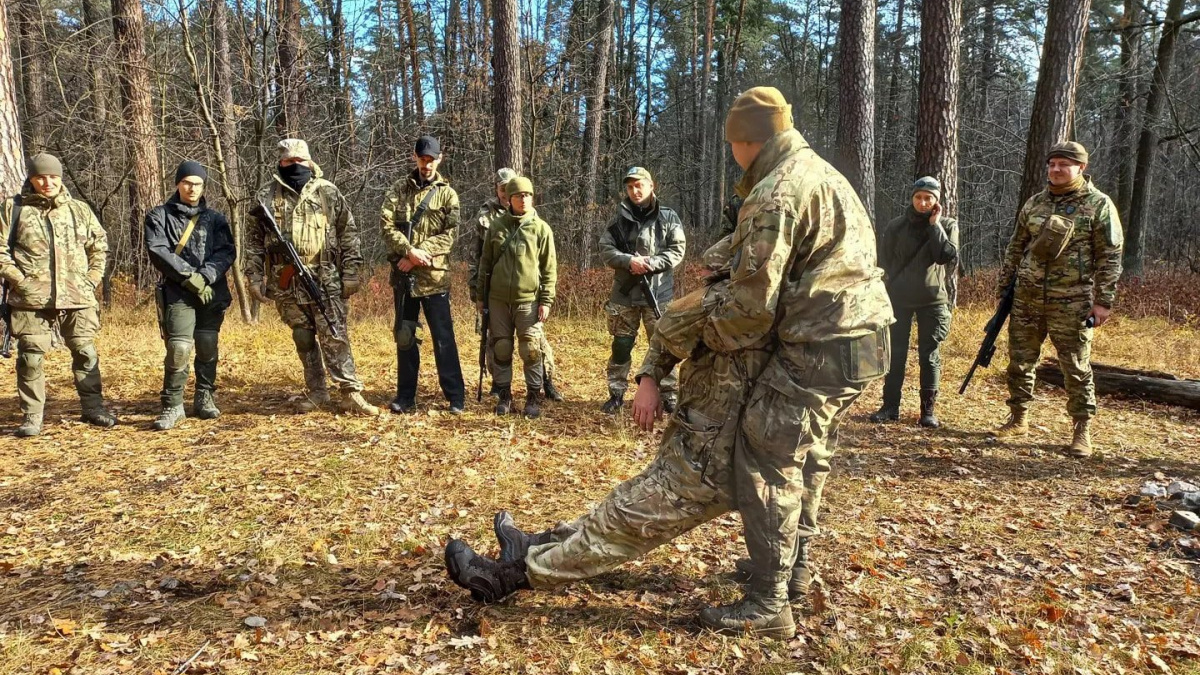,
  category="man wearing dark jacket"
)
[870,176,959,428]
[596,167,686,414]
[145,161,237,430]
